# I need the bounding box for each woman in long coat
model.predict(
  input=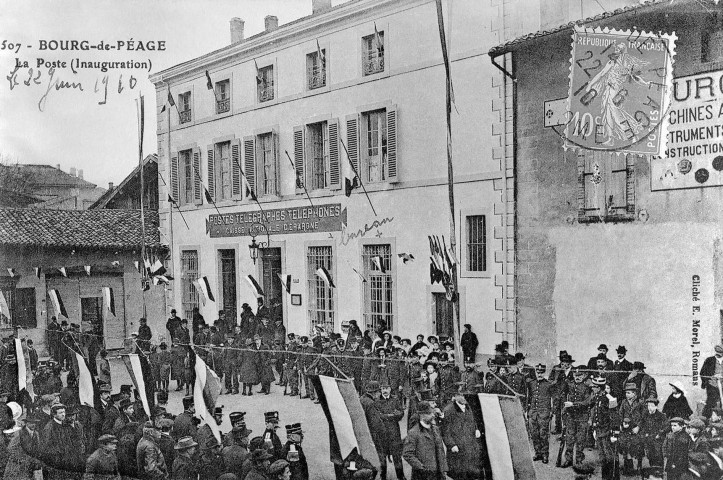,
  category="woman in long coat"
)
[441,395,481,479]
[238,338,259,395]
